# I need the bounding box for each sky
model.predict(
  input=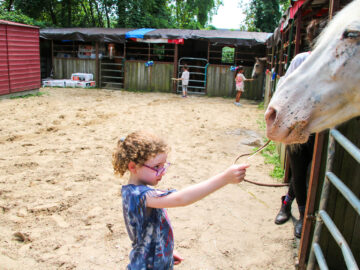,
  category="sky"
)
[210,0,247,29]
